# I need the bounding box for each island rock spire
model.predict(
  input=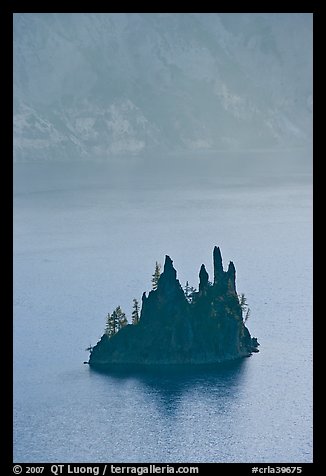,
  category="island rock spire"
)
[162,255,177,282]
[199,264,209,292]
[226,261,236,292]
[213,246,224,284]
[88,245,259,368]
